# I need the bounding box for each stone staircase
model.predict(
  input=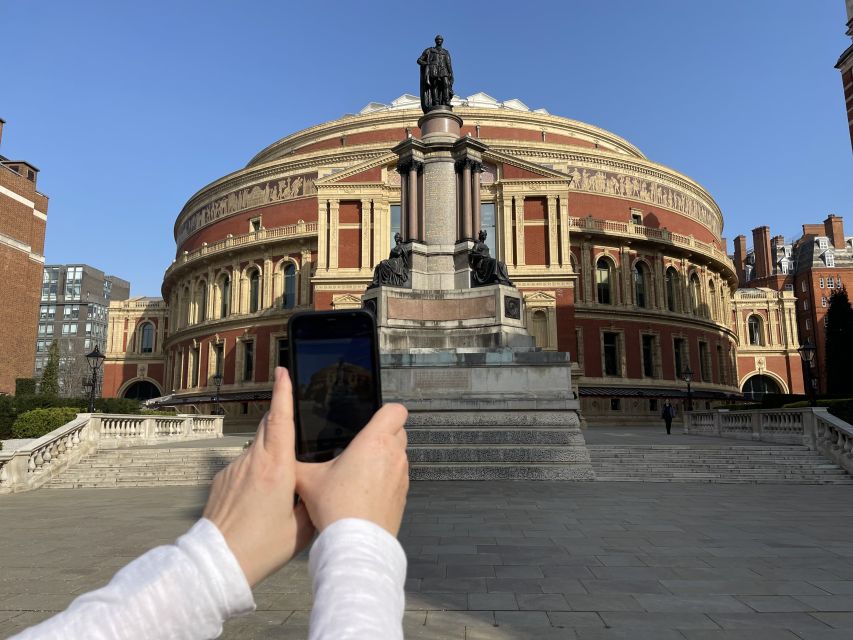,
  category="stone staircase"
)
[45,447,243,489]
[588,444,853,484]
[405,409,594,481]
[44,437,853,489]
